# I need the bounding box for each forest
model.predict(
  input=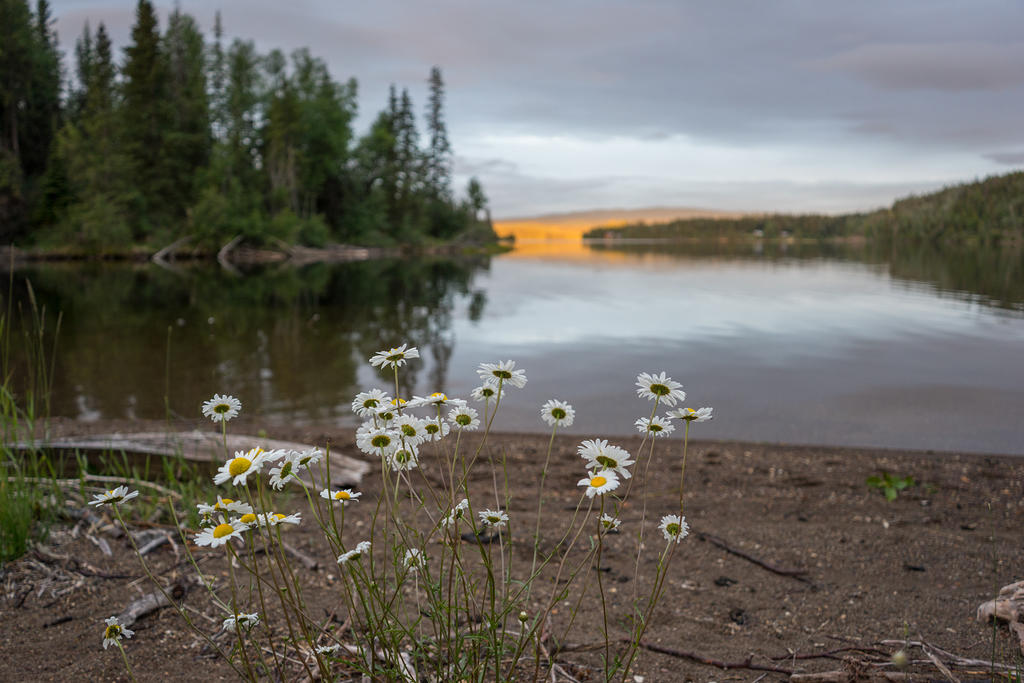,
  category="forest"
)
[585,171,1024,246]
[0,0,496,252]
